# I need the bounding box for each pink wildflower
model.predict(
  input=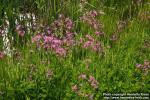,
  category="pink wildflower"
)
[83,41,93,48]
[91,81,99,89]
[65,18,74,30]
[72,84,78,92]
[88,75,99,89]
[110,34,118,41]
[32,34,42,43]
[55,47,66,56]
[144,60,149,66]
[18,31,25,37]
[88,75,95,83]
[46,27,52,34]
[43,36,53,43]
[52,39,62,46]
[95,31,104,35]
[85,35,94,42]
[16,25,25,37]
[79,74,87,79]
[46,69,53,79]
[79,38,84,43]
[136,64,142,68]
[90,10,98,17]
[0,52,5,59]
